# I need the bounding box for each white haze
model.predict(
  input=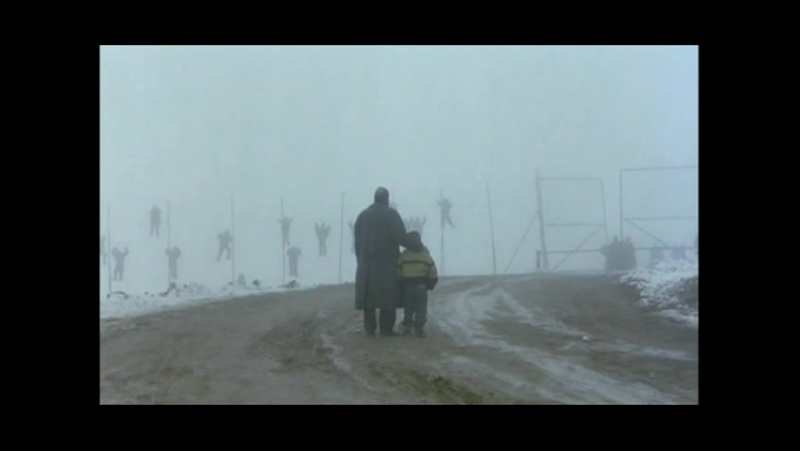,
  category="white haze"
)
[100,45,698,296]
